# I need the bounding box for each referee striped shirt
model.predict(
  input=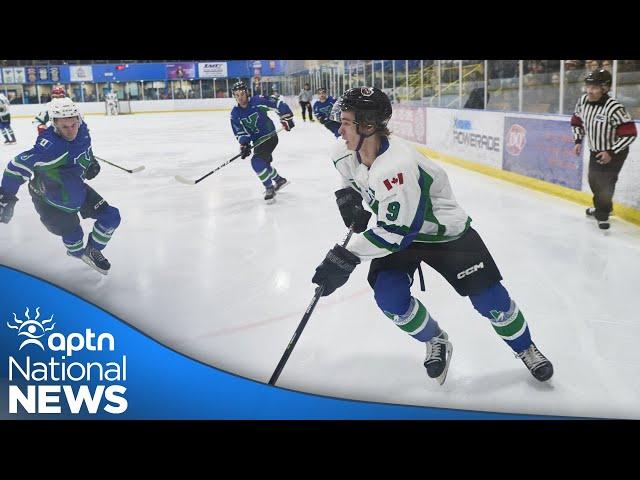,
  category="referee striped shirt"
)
[571,93,637,154]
